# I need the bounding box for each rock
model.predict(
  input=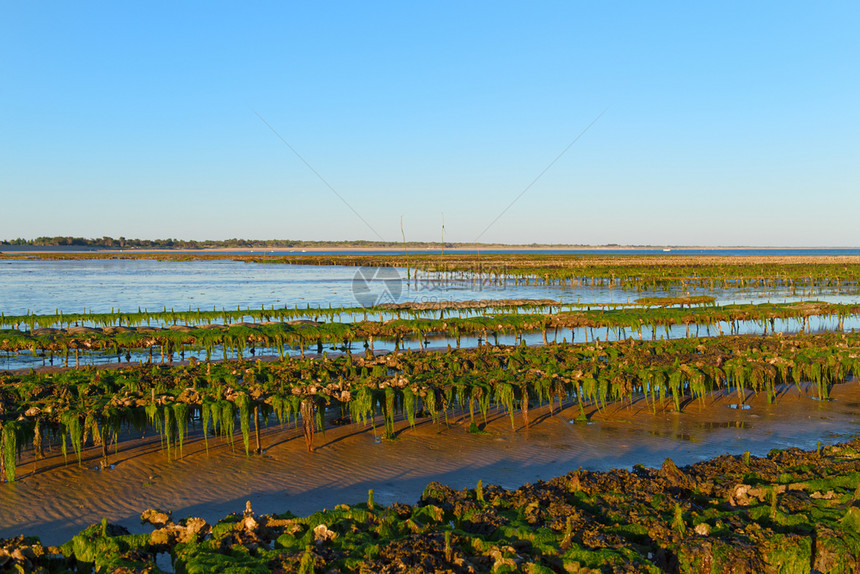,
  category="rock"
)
[8,549,31,570]
[489,547,519,571]
[728,484,753,507]
[13,548,34,561]
[176,388,201,404]
[811,490,837,500]
[313,524,337,544]
[141,509,173,528]
[568,472,582,492]
[694,522,711,536]
[694,479,715,497]
[241,514,258,533]
[178,517,209,543]
[660,458,695,490]
[102,326,132,334]
[813,525,856,572]
[32,328,59,336]
[168,325,194,332]
[151,517,210,546]
[150,529,172,546]
[67,326,101,334]
[726,484,785,506]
